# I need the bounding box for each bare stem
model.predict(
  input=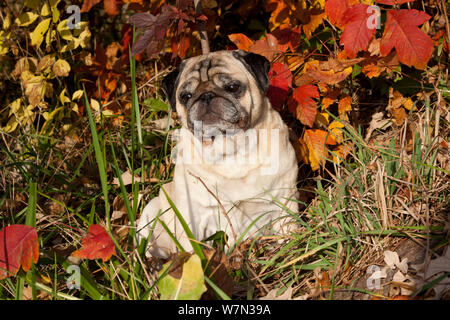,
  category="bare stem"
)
[194,0,210,54]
